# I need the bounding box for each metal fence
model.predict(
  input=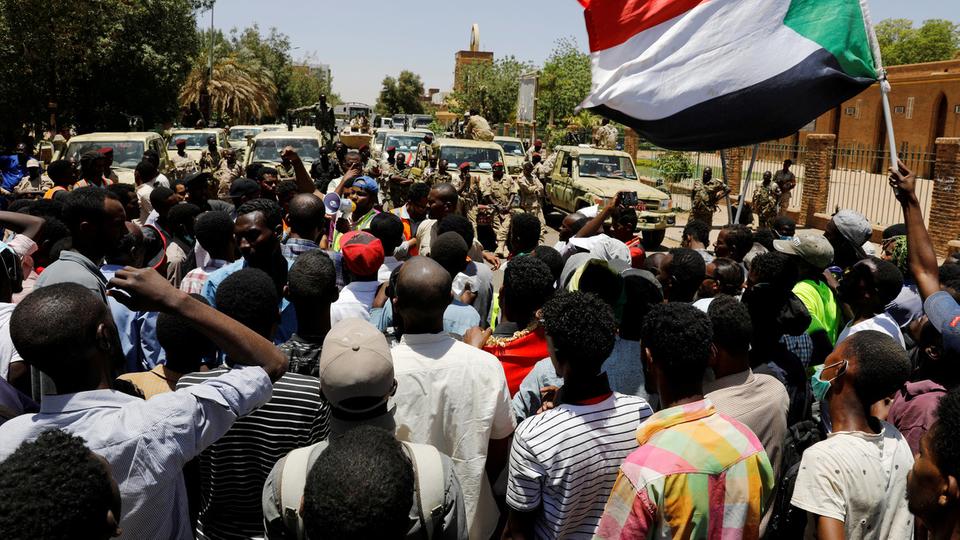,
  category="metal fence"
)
[827,143,935,226]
